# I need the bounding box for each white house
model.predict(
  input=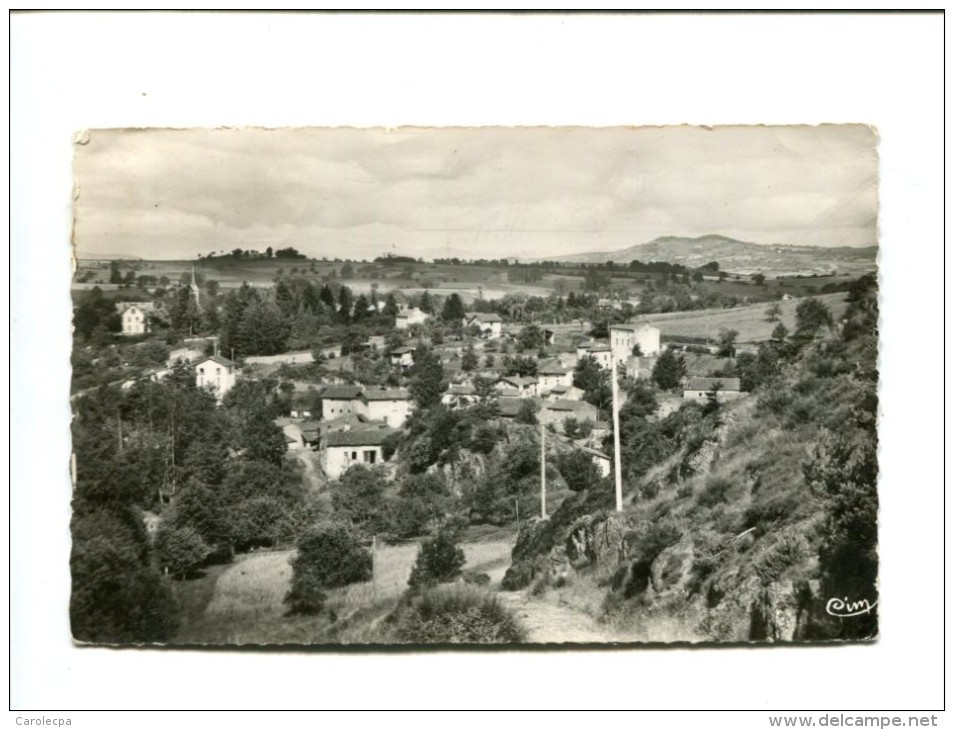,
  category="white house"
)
[361,388,412,428]
[120,303,153,336]
[194,355,237,400]
[442,384,478,408]
[320,426,397,480]
[538,399,599,429]
[320,385,365,420]
[395,307,429,330]
[466,313,503,339]
[389,346,415,369]
[582,446,612,478]
[610,323,661,362]
[683,377,744,403]
[496,375,538,399]
[576,342,613,369]
[537,362,572,392]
